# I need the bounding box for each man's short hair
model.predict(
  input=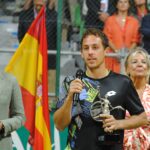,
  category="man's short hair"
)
[81,28,109,50]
